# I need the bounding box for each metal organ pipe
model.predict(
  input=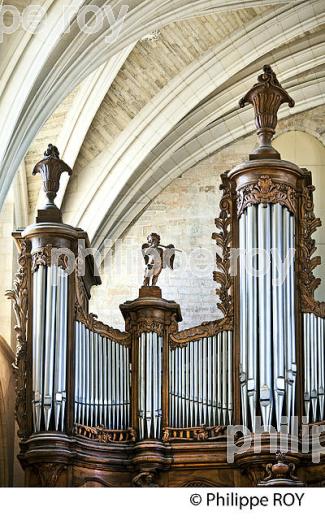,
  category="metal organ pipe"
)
[168,332,233,428]
[73,324,130,431]
[239,203,296,432]
[303,313,325,423]
[32,264,68,433]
